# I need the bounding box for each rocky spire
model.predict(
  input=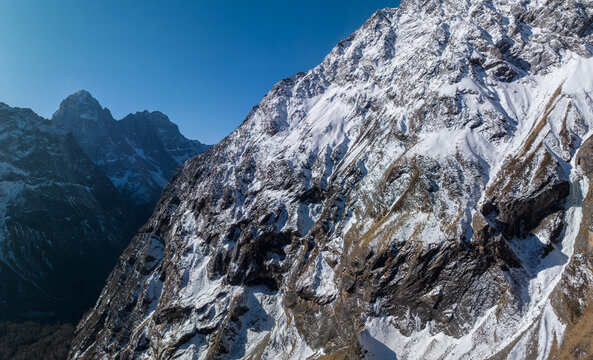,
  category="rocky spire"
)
[52,90,114,128]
